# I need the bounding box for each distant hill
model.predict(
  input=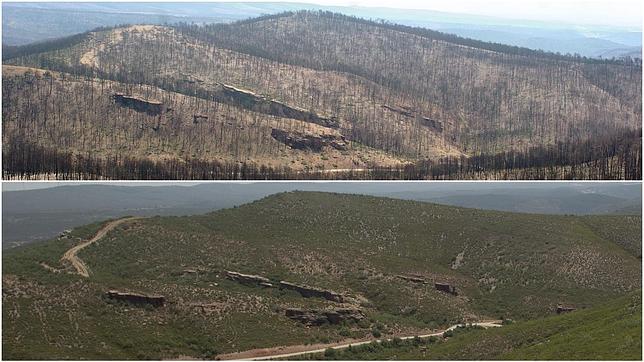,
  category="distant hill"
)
[426,190,639,215]
[3,183,640,248]
[3,2,640,58]
[614,204,643,215]
[2,191,641,359]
